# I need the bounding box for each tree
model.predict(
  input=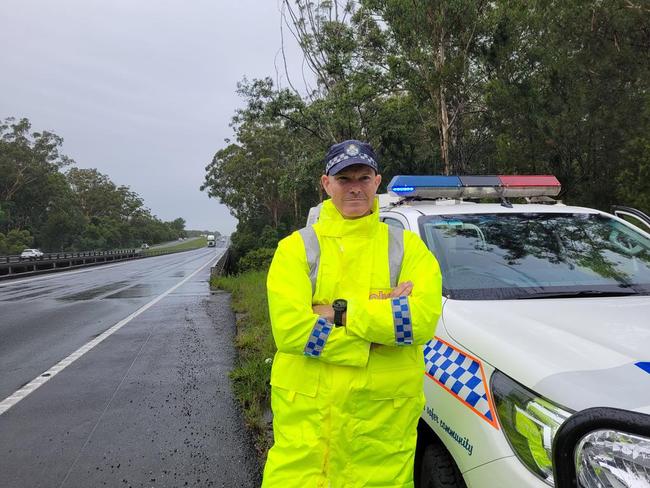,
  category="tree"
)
[169,218,187,237]
[38,172,86,251]
[481,0,650,212]
[0,117,74,235]
[0,229,33,255]
[202,78,321,231]
[0,117,193,252]
[205,0,650,270]
[67,168,129,220]
[361,0,492,174]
